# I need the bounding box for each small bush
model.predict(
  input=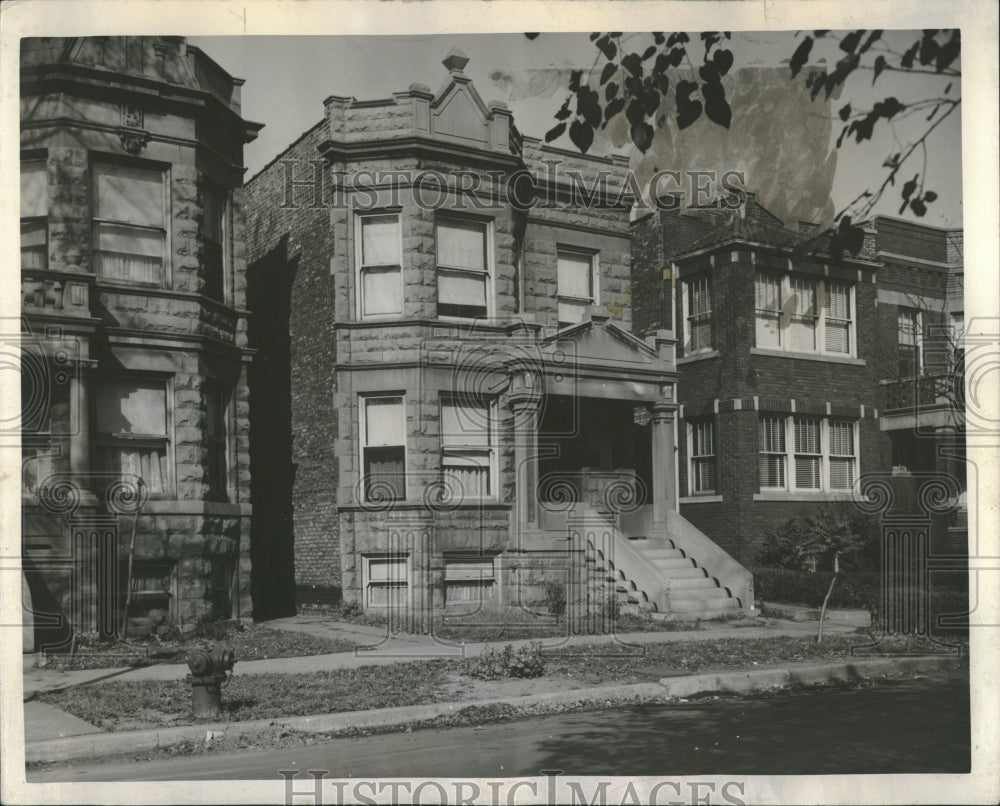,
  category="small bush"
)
[463,642,545,680]
[542,581,566,617]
